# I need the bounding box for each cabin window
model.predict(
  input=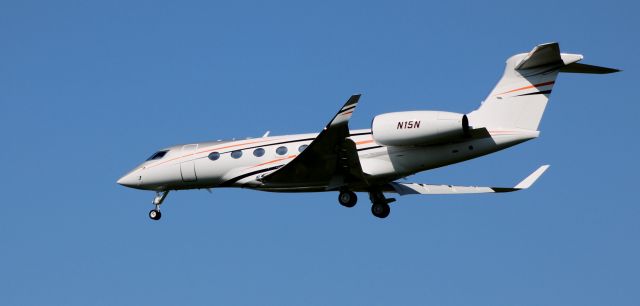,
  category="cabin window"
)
[146,150,168,161]
[253,148,265,157]
[298,144,308,153]
[208,152,220,161]
[276,146,288,155]
[231,150,243,159]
